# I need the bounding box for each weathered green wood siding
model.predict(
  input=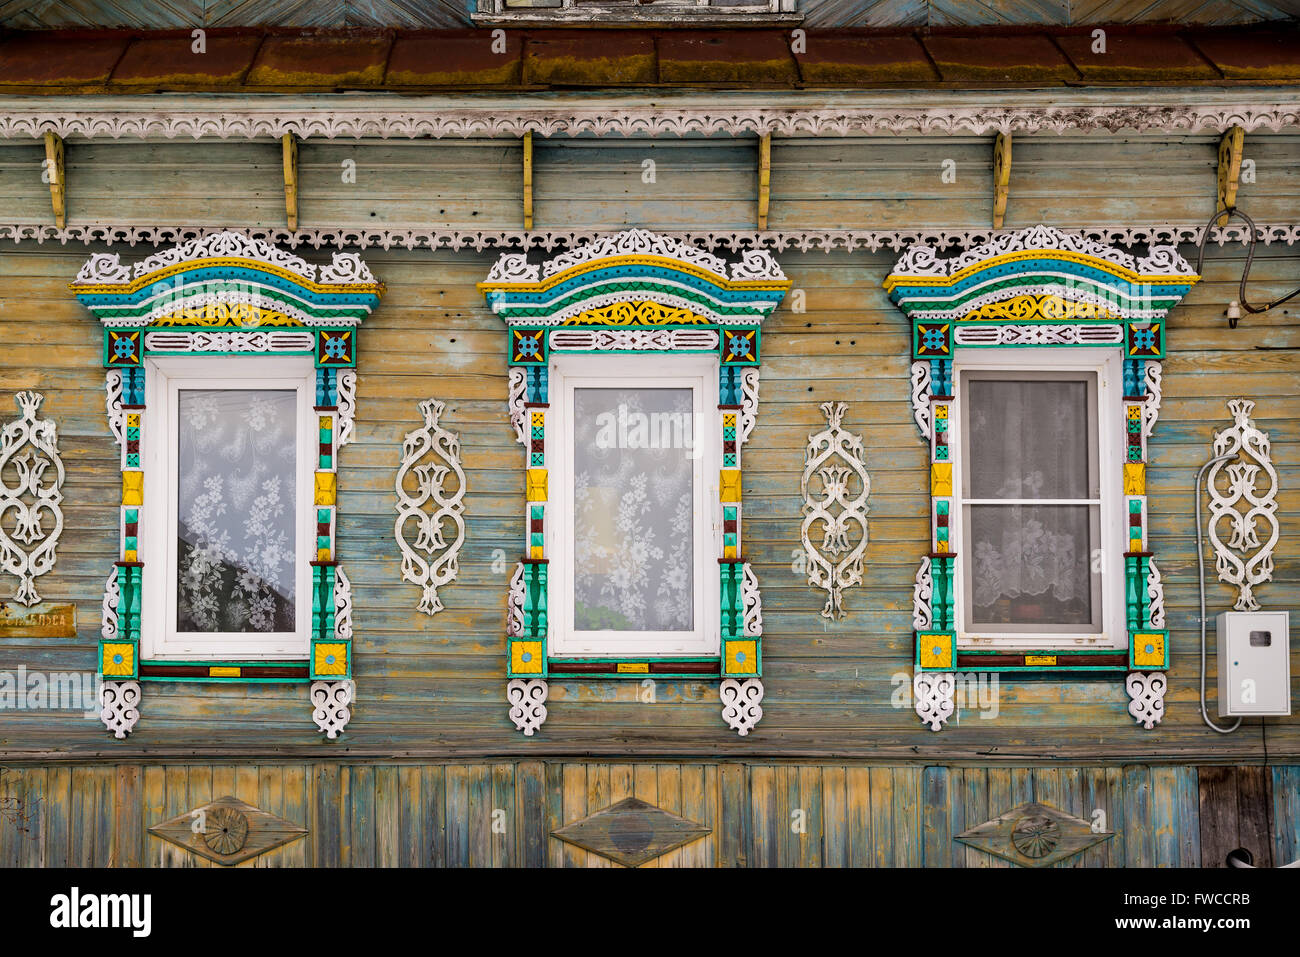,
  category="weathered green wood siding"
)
[0,233,1296,761]
[0,761,1290,867]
